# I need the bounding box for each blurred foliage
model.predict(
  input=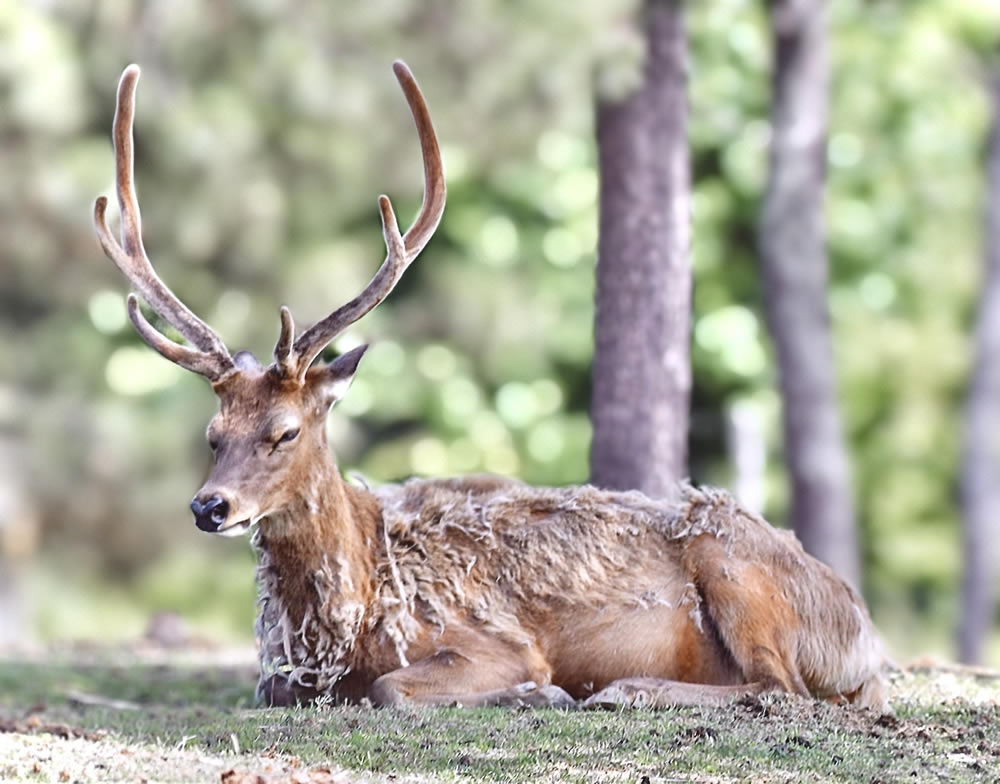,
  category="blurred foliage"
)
[2,0,1000,660]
